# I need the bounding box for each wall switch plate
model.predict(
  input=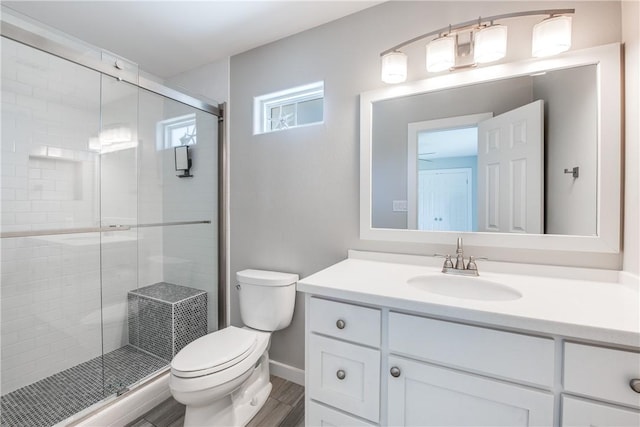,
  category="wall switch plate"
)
[393,200,408,212]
